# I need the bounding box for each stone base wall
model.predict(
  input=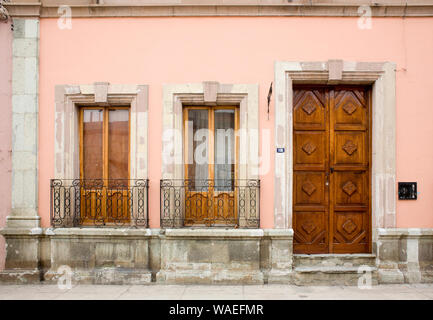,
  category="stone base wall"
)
[0,228,293,285]
[157,229,264,284]
[156,229,293,284]
[41,228,160,285]
[0,227,432,285]
[376,228,433,284]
